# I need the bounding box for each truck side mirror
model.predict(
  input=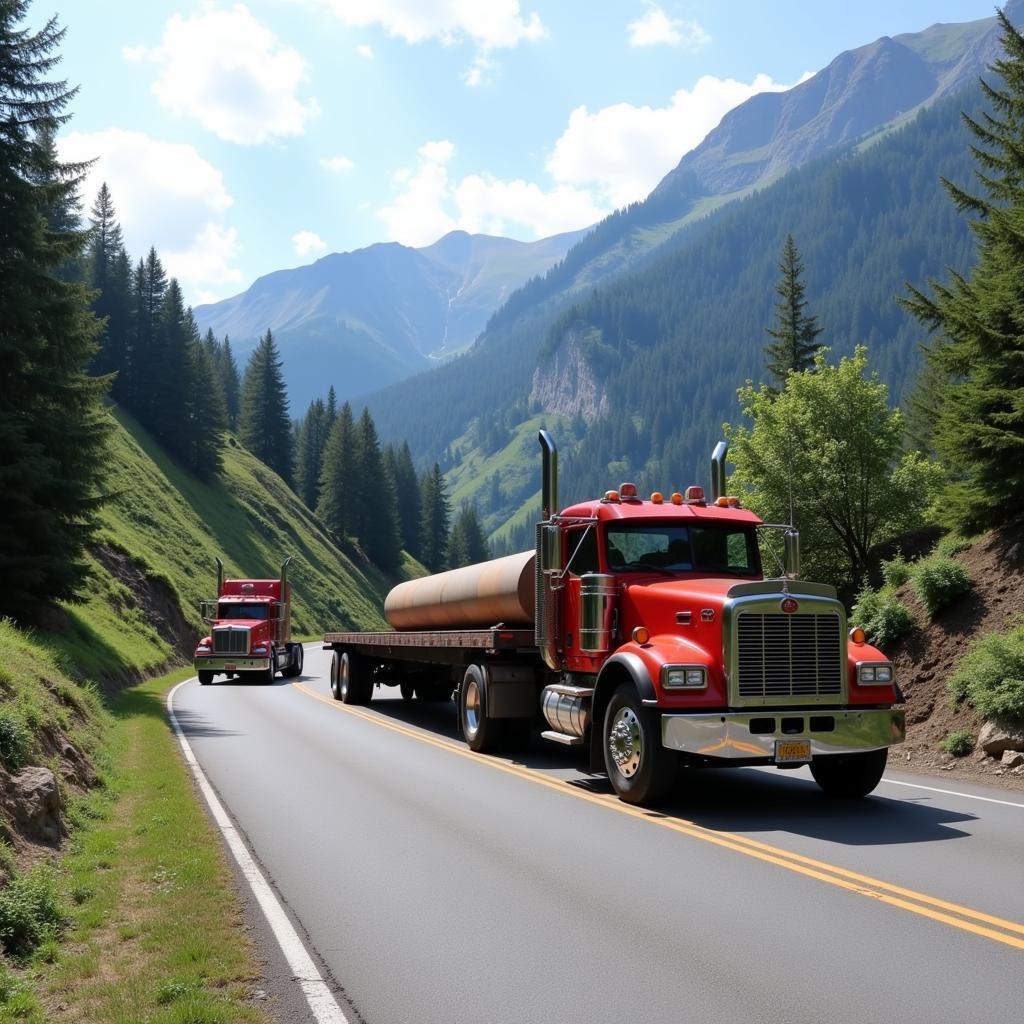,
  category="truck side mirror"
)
[784,529,801,580]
